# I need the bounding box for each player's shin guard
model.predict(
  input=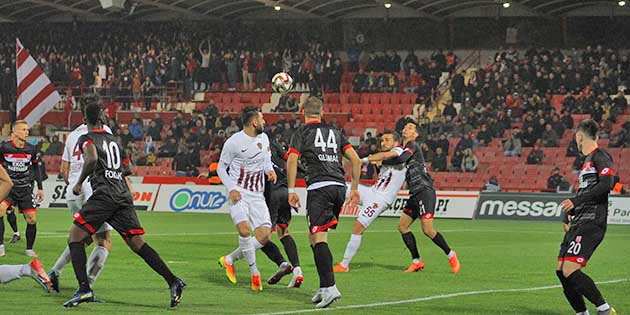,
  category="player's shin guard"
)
[7,211,18,233]
[239,236,259,275]
[281,235,300,267]
[87,246,109,285]
[137,243,177,285]
[26,223,36,250]
[313,242,335,288]
[260,241,286,267]
[401,232,420,260]
[341,234,362,268]
[68,242,90,292]
[51,246,72,274]
[566,270,607,308]
[431,232,451,255]
[557,270,587,313]
[0,219,4,245]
